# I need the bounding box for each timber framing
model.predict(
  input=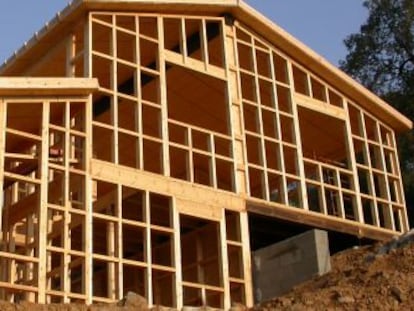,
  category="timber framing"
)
[0,0,411,308]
